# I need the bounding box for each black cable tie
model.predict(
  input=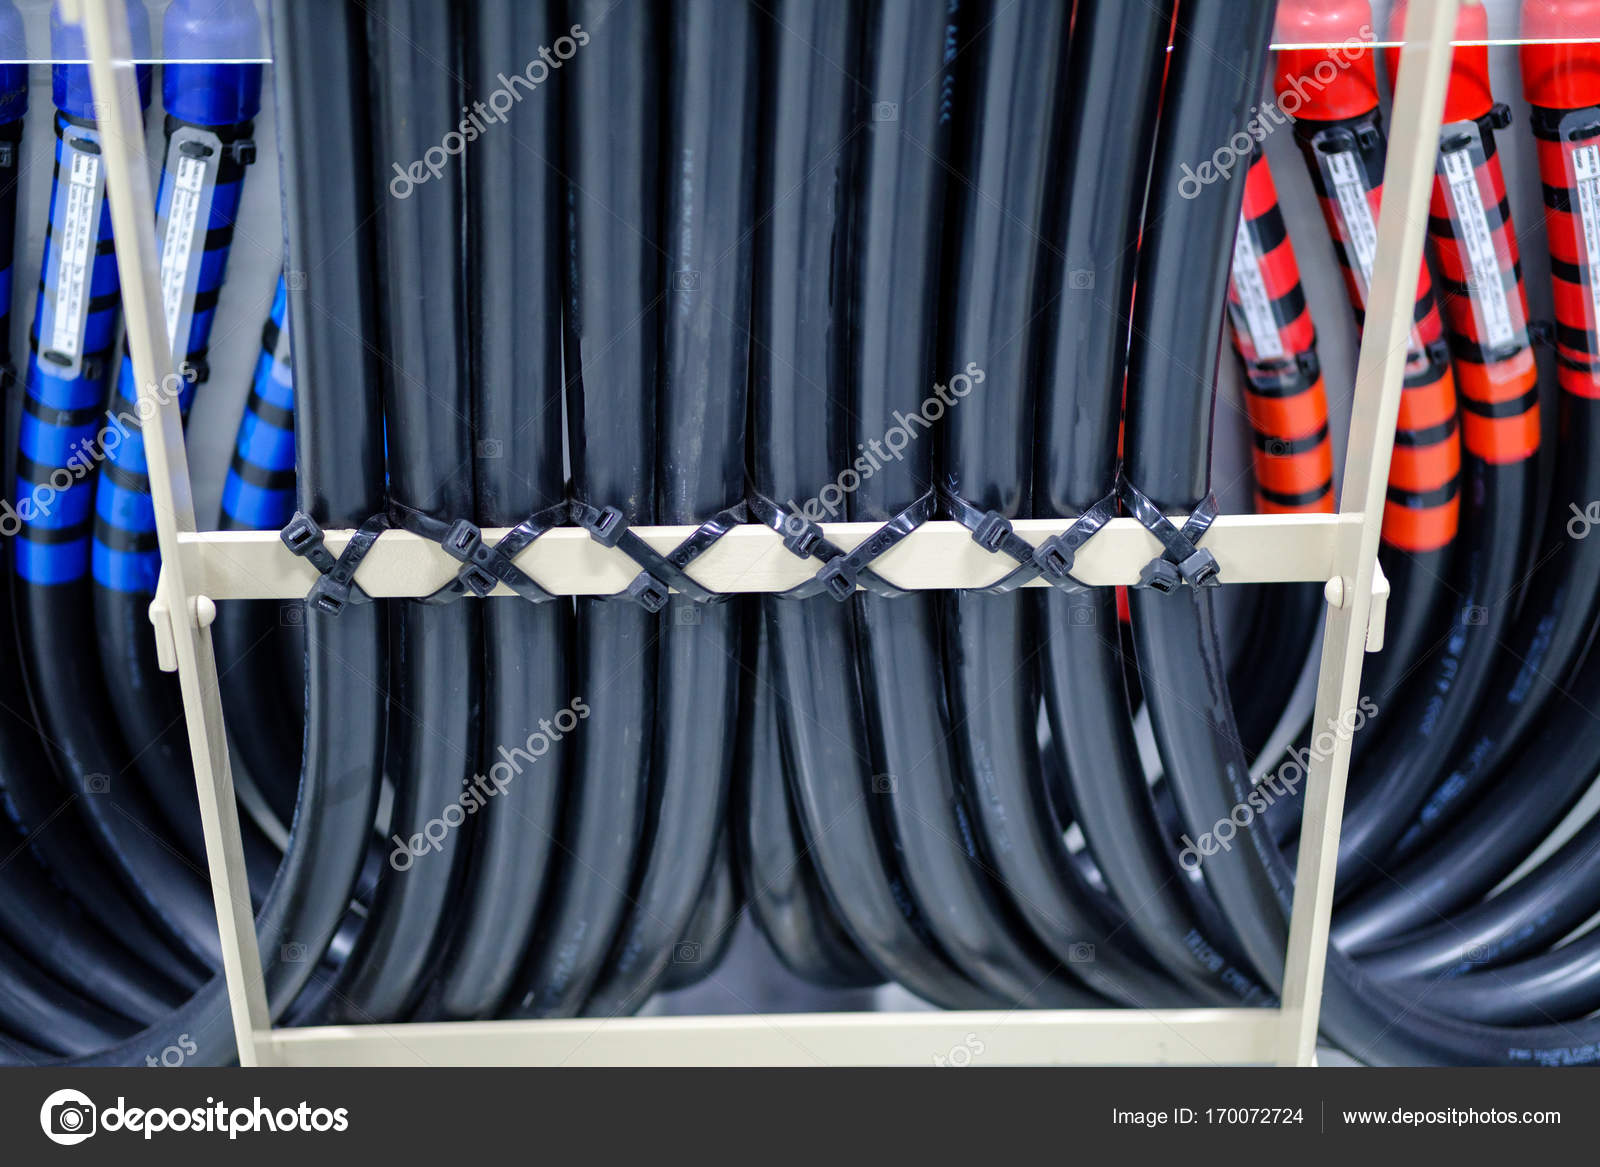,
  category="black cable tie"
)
[747,490,932,600]
[571,498,749,609]
[1033,489,1120,592]
[280,509,390,615]
[939,486,1044,594]
[387,500,568,604]
[1118,476,1221,592]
